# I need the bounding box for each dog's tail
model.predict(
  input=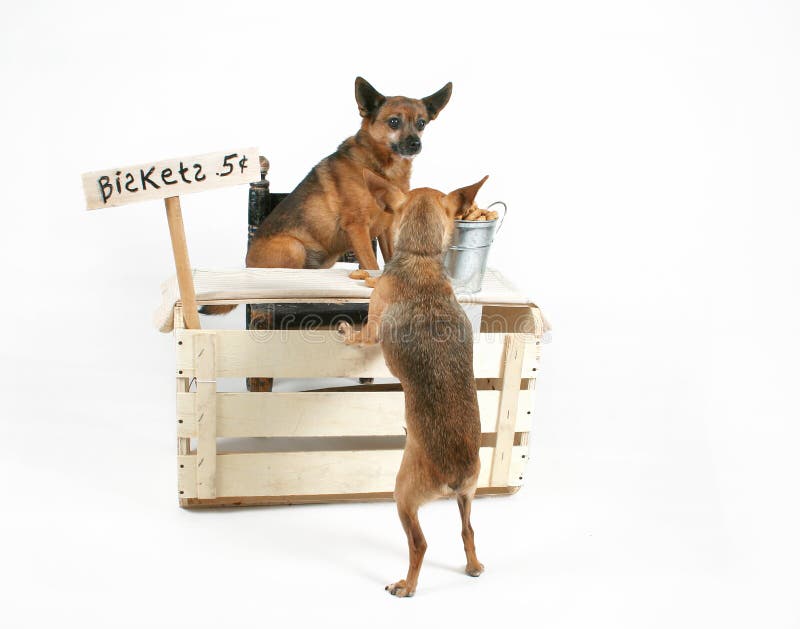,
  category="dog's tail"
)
[198,304,238,316]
